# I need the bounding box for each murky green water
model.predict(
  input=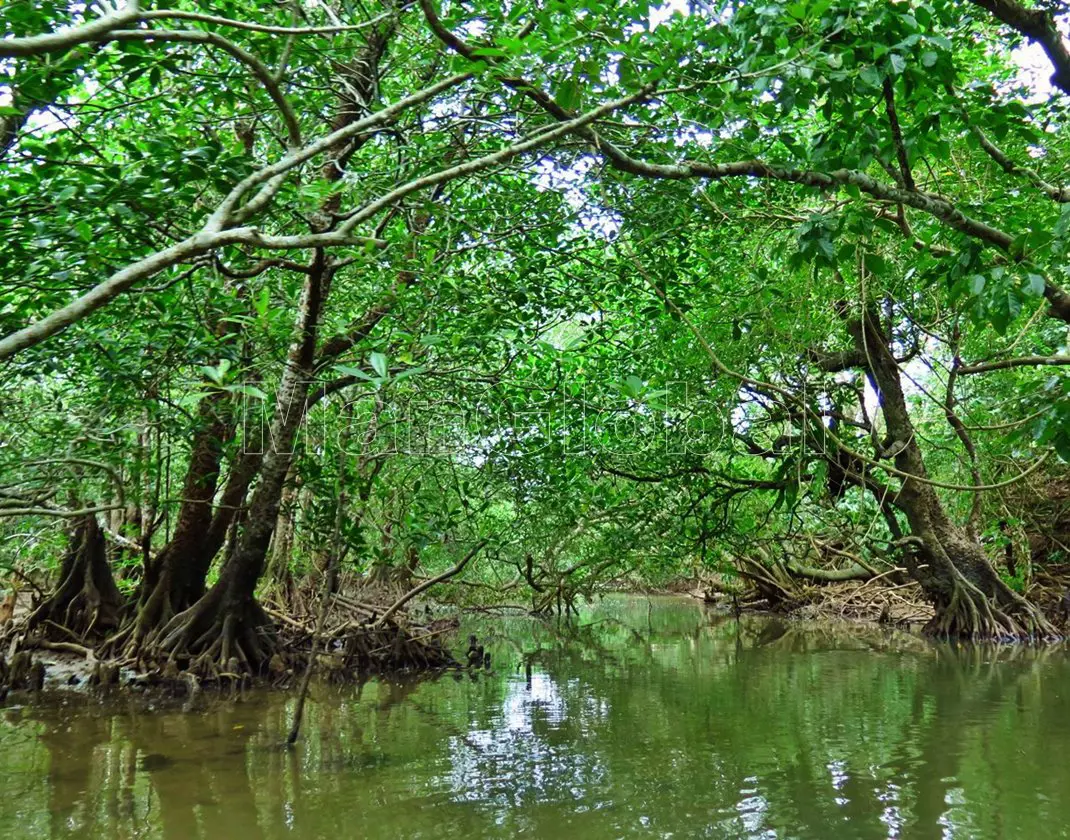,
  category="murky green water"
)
[1,596,1069,839]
